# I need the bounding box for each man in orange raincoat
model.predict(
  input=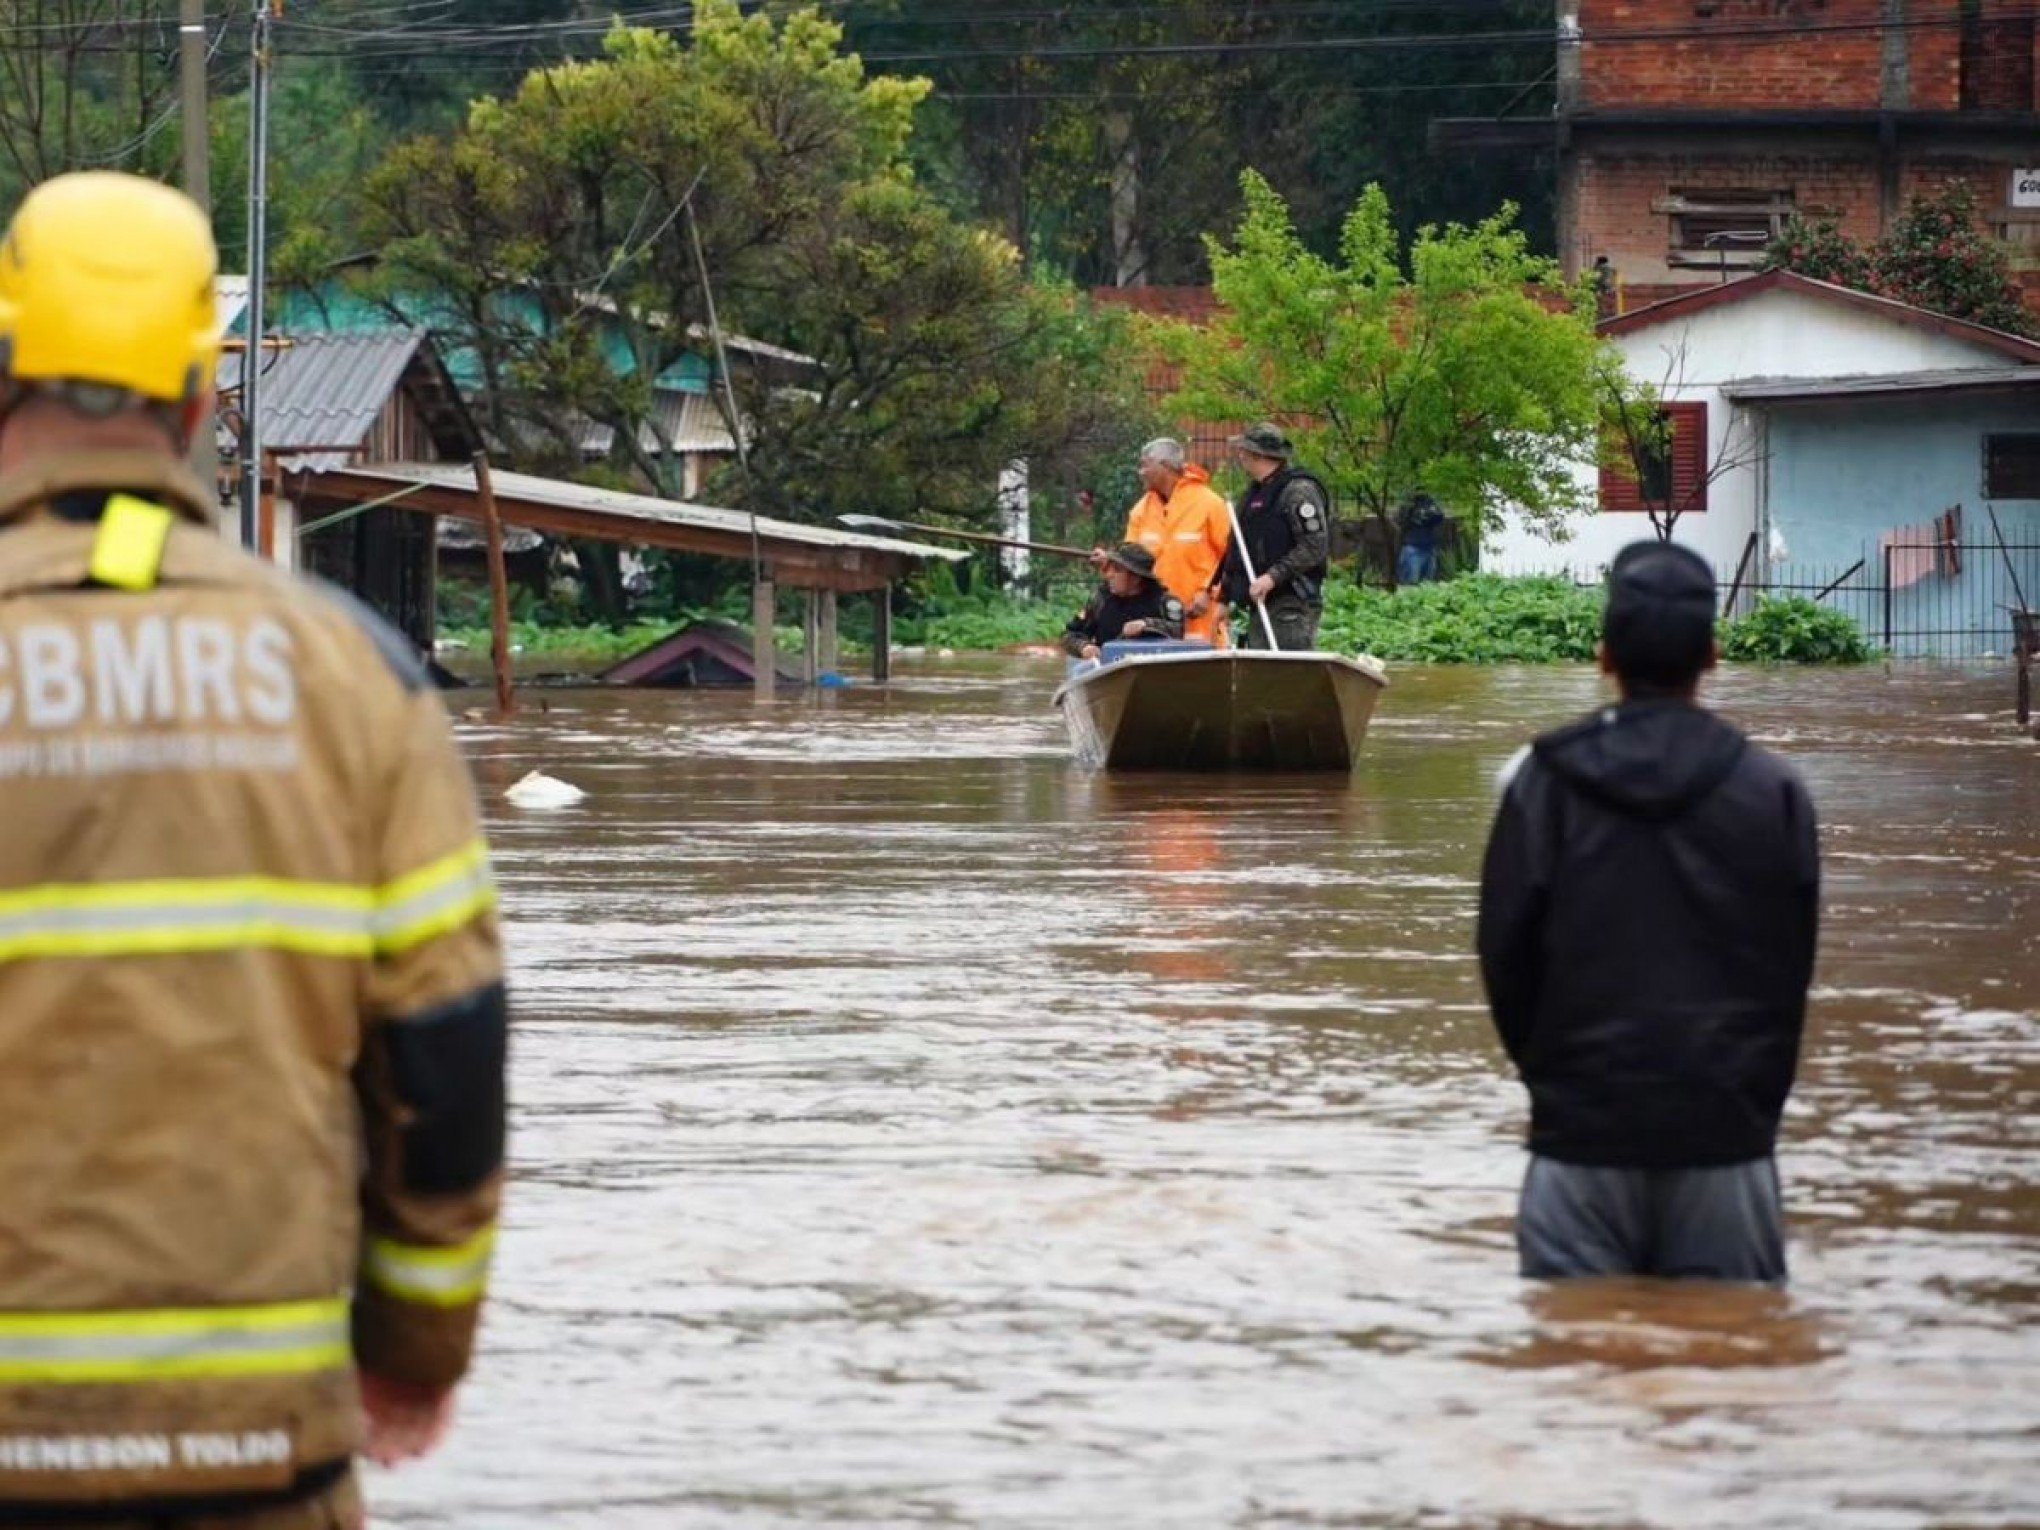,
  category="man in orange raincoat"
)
[1101,438,1233,647]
